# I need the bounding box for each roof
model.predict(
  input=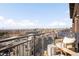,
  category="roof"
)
[69,3,75,18]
